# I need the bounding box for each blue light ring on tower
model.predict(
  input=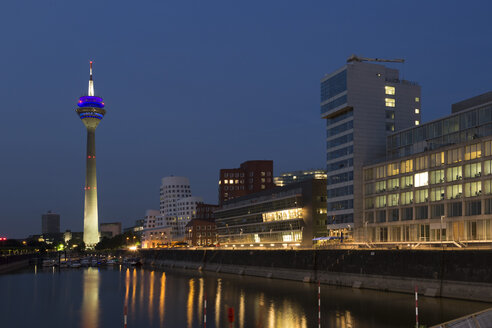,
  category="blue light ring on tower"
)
[76,107,106,120]
[79,112,104,120]
[78,96,105,108]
